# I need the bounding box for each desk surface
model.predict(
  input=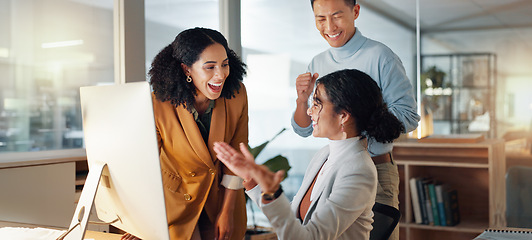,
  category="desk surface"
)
[0,221,121,240]
[85,230,122,240]
[0,148,86,169]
